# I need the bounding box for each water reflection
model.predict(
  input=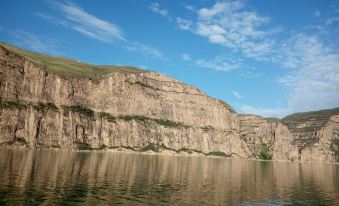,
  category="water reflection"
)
[0,149,338,205]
